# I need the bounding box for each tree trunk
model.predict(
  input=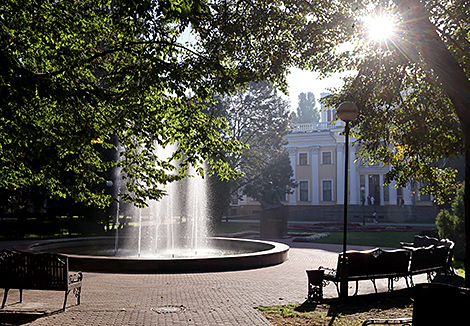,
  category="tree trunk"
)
[394,0,470,287]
